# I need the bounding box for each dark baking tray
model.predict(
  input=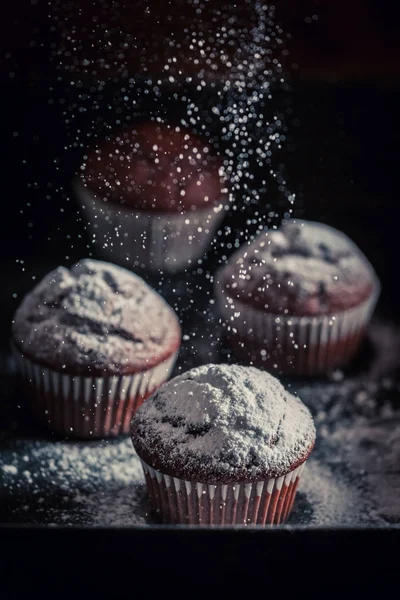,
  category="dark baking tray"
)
[1,71,400,580]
